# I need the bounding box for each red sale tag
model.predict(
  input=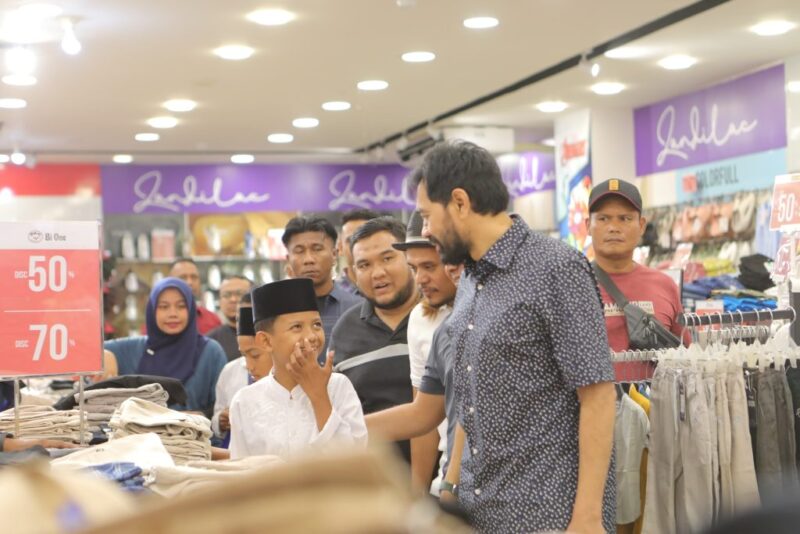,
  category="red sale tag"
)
[770,174,800,230]
[0,222,103,377]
